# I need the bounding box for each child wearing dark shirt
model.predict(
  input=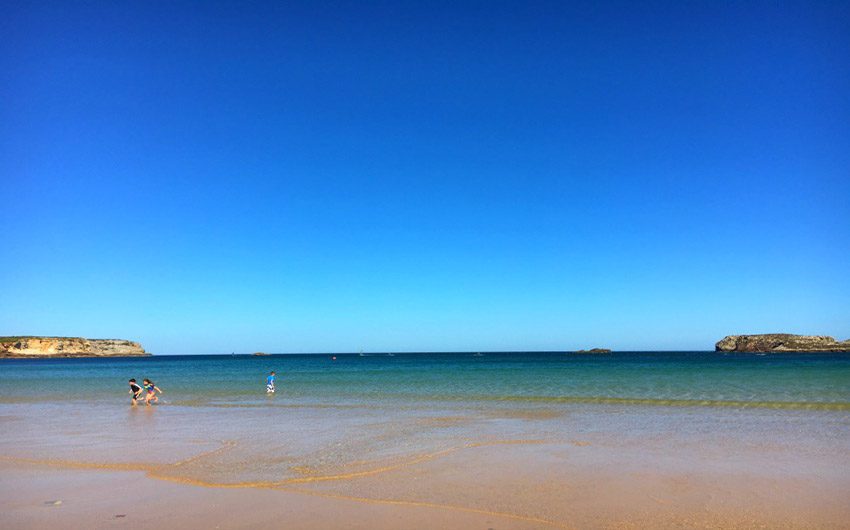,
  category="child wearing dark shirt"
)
[128,379,142,406]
